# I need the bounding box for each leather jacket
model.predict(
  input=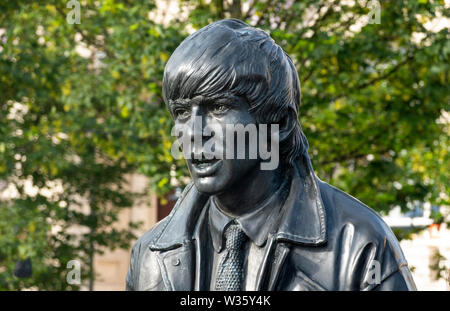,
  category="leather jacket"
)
[126,157,416,291]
